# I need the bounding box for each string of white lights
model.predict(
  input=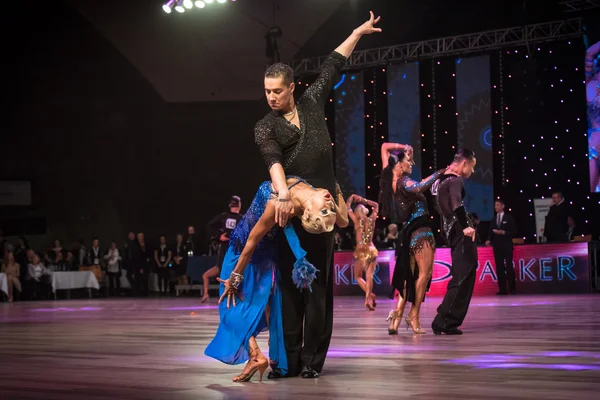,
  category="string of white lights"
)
[162,0,233,14]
